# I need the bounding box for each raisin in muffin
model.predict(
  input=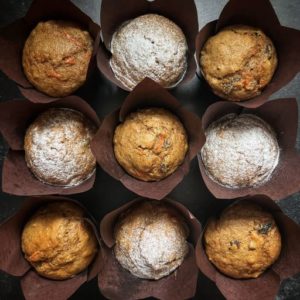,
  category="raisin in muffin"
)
[201,113,279,188]
[110,14,188,90]
[113,107,188,181]
[114,200,189,280]
[24,108,96,187]
[200,25,277,101]
[204,201,281,279]
[21,201,98,280]
[23,20,93,97]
